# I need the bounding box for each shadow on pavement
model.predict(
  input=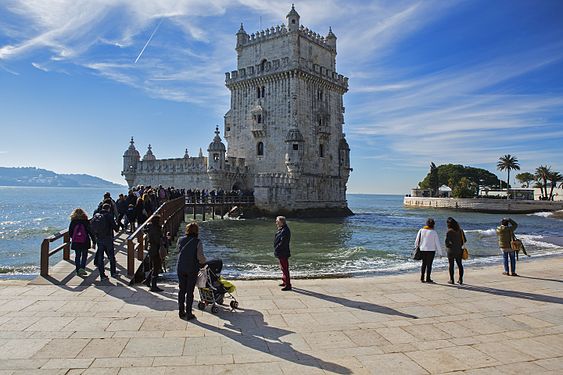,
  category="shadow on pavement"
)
[293,287,418,319]
[444,283,563,305]
[192,306,352,374]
